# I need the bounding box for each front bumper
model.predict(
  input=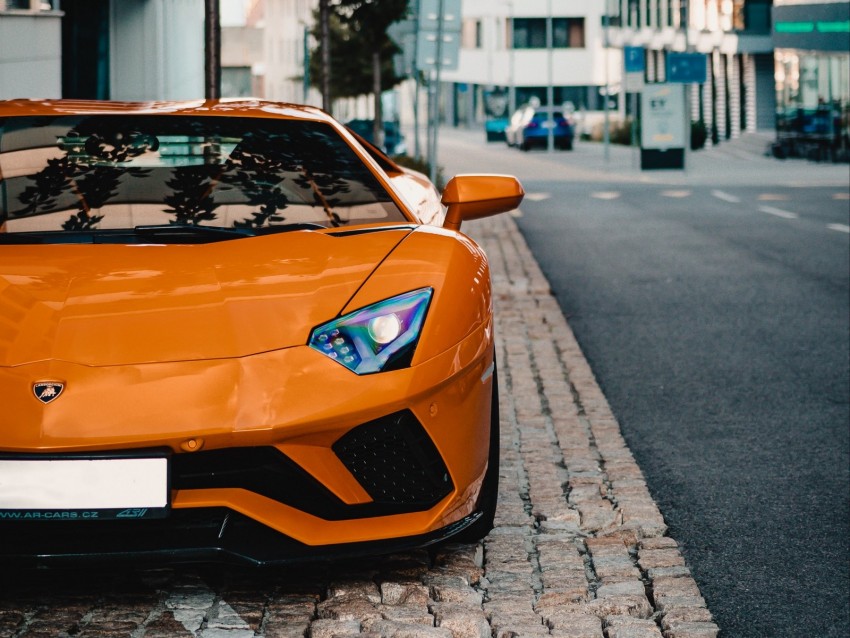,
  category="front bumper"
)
[0,506,487,567]
[0,321,495,560]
